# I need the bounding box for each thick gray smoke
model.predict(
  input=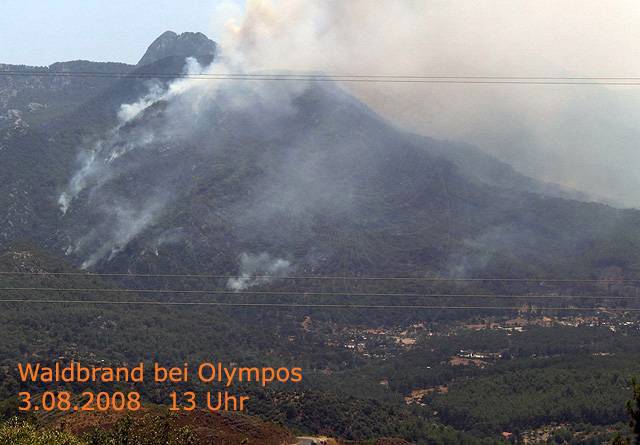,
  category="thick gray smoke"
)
[213,0,640,207]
